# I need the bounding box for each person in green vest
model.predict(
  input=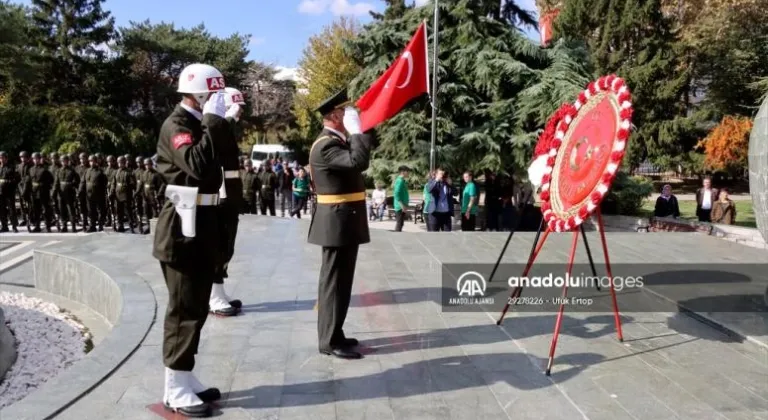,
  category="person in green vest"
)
[461,170,478,231]
[290,167,311,219]
[393,165,410,232]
